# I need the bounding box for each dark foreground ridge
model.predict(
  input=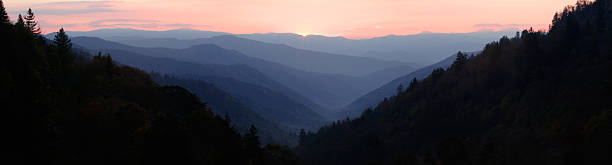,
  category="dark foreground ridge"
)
[1,2,300,165]
[297,1,612,165]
